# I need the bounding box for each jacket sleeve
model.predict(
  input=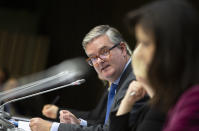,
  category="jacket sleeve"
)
[56,89,108,125]
[58,123,109,131]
